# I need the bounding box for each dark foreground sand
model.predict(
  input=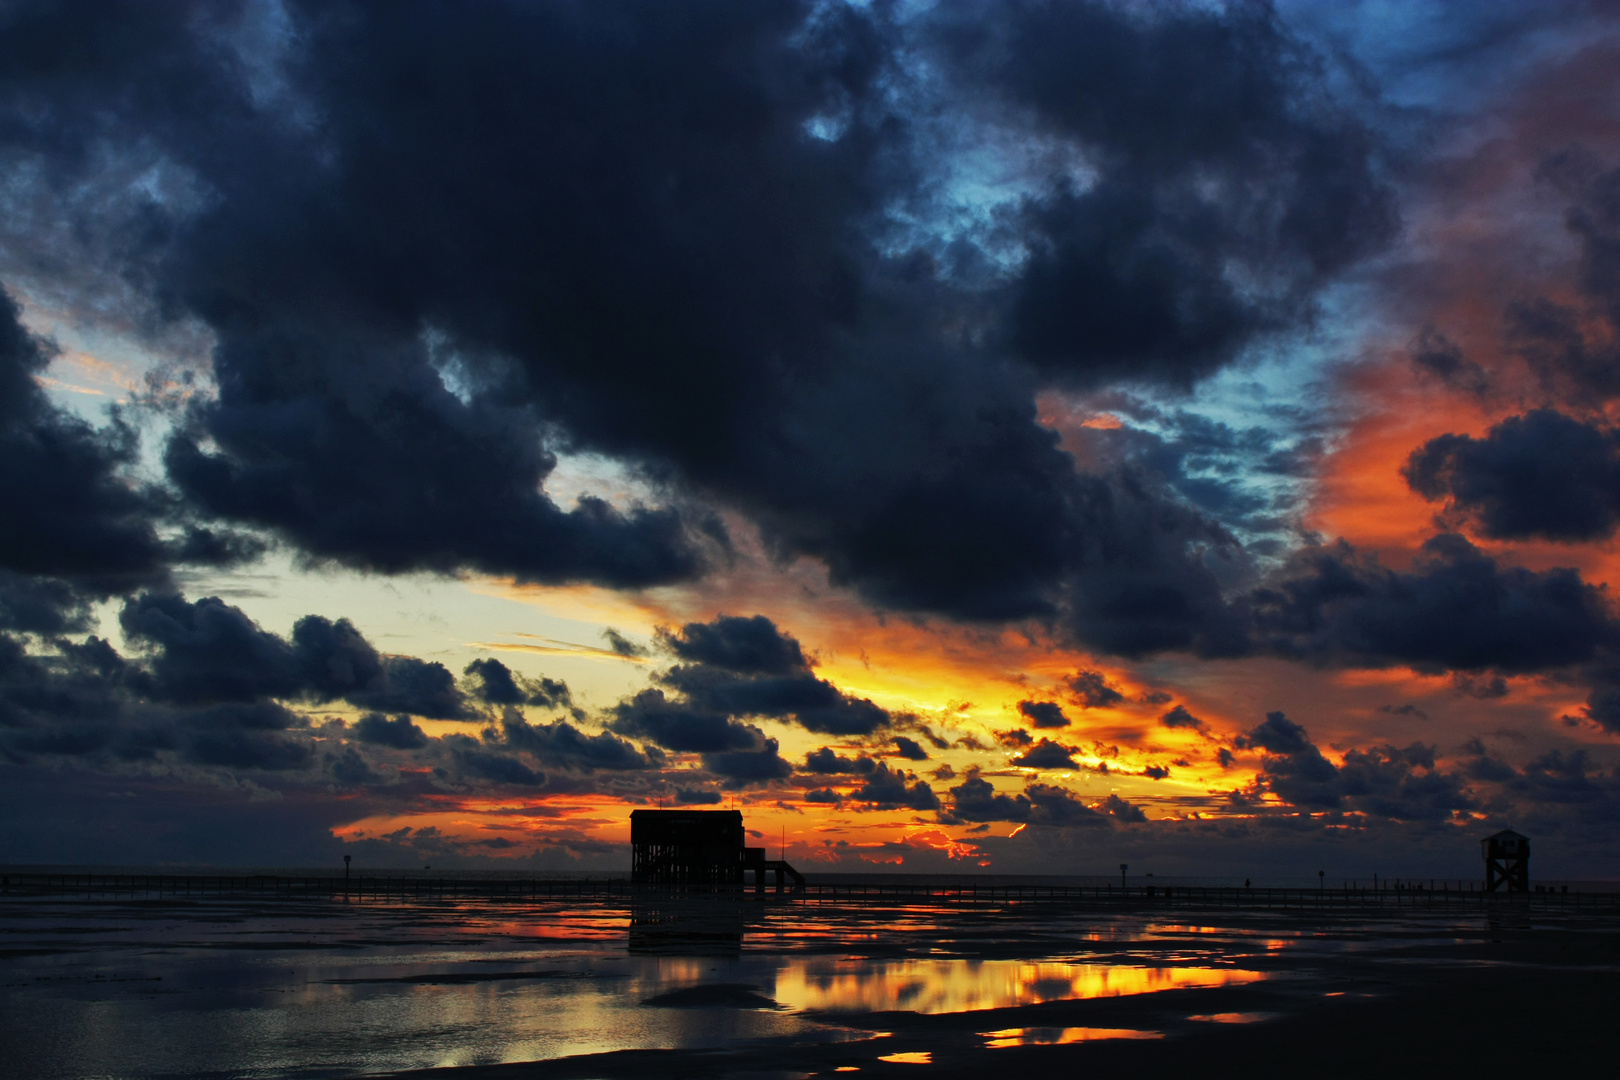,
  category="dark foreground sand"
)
[371,921,1620,1080]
